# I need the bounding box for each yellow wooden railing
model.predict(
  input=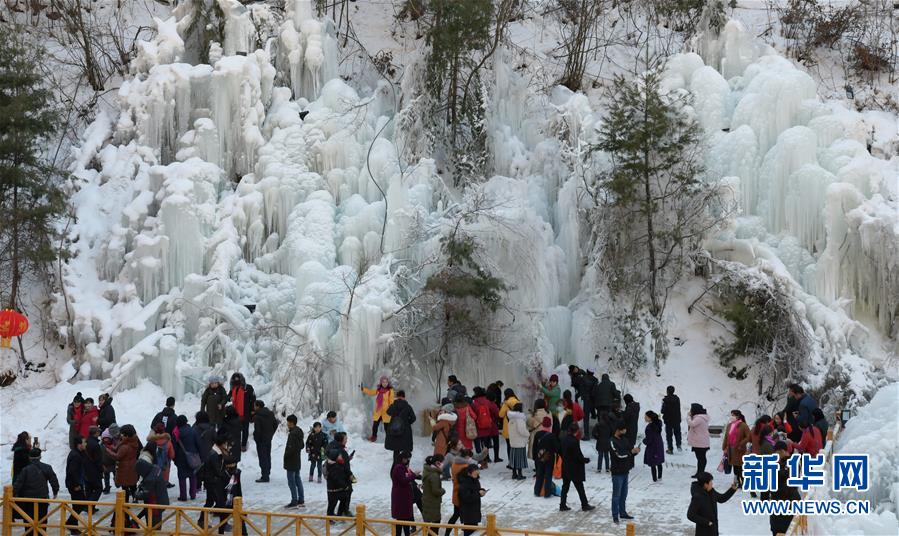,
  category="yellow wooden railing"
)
[779,421,841,536]
[1,485,635,535]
